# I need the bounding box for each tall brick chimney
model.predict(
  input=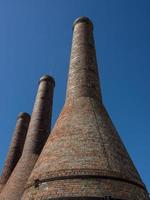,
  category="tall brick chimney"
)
[23,17,149,200]
[0,112,30,192]
[0,75,55,200]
